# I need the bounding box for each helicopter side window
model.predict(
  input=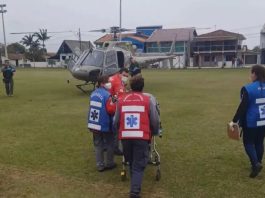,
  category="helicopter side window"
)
[103,51,119,76]
[81,50,104,67]
[105,51,117,65]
